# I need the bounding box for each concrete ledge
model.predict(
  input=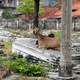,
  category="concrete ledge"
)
[48,72,77,80]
